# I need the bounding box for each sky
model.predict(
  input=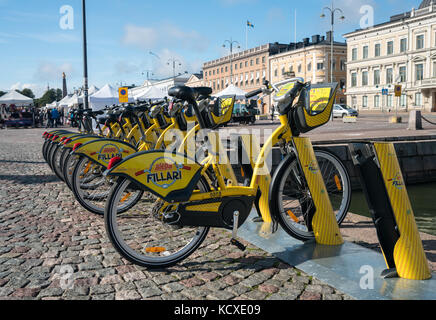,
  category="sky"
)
[0,0,421,98]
